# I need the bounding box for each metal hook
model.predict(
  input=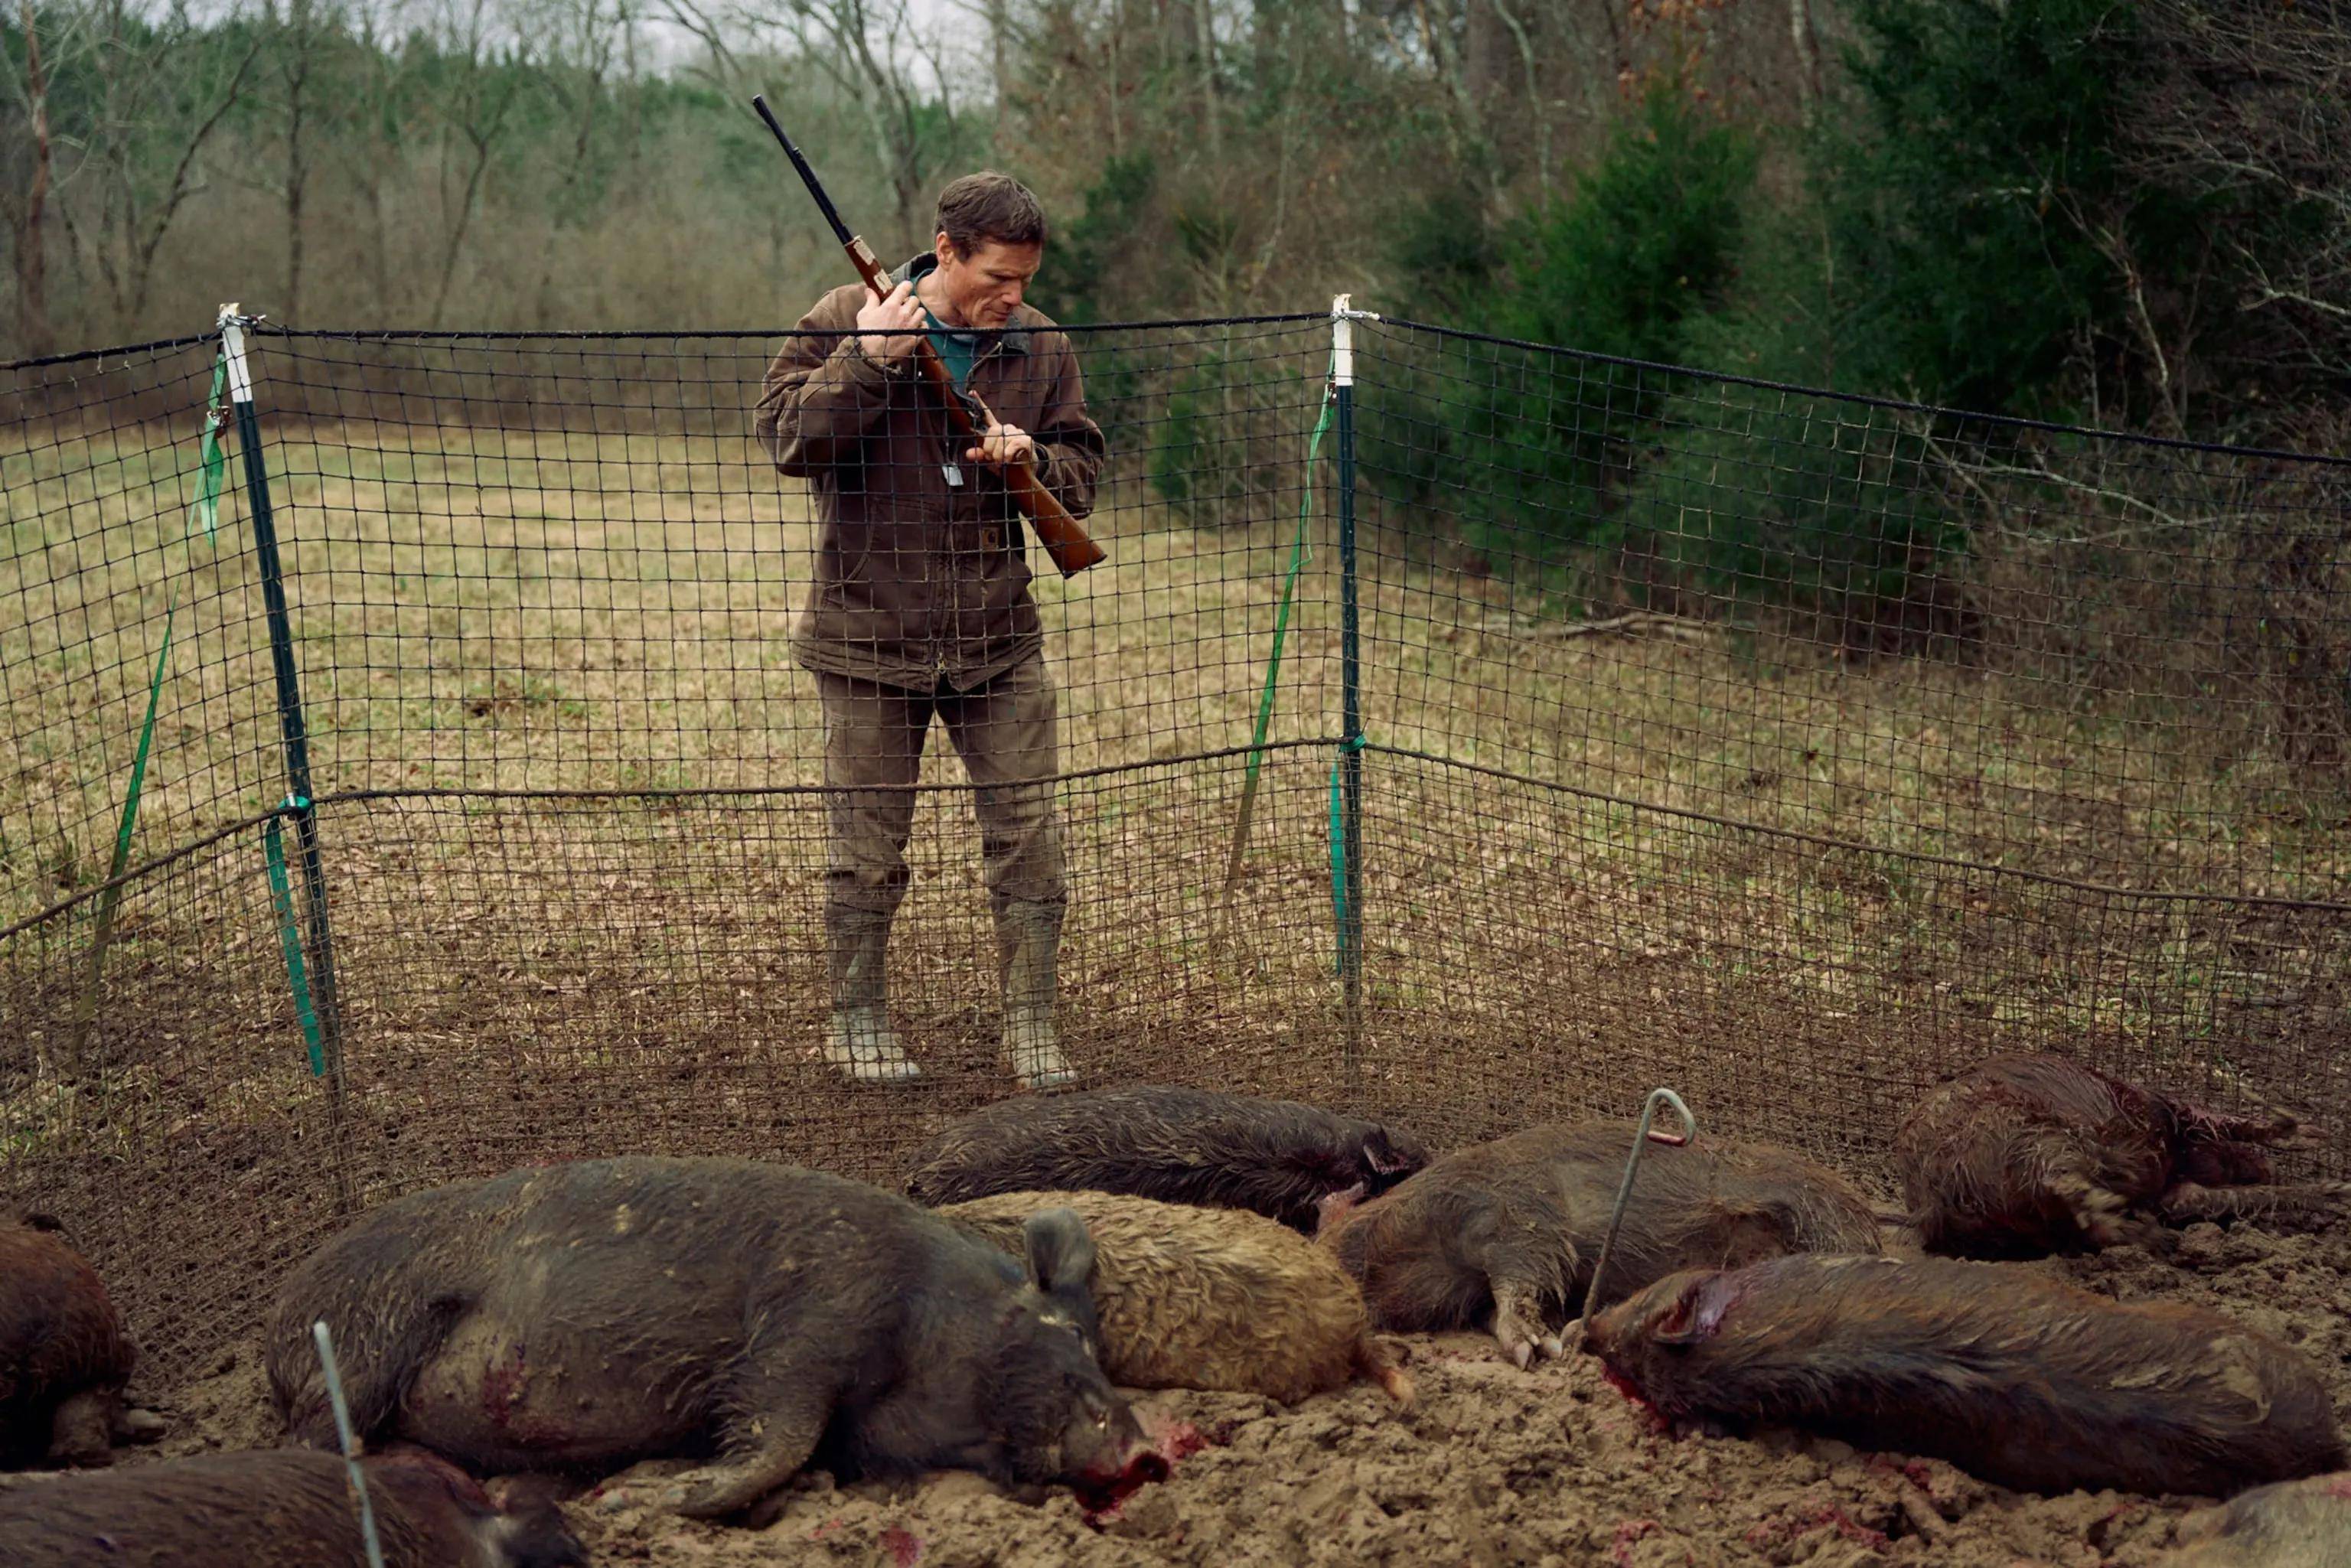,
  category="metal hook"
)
[312,1321,386,1568]
[1576,1087,1697,1350]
